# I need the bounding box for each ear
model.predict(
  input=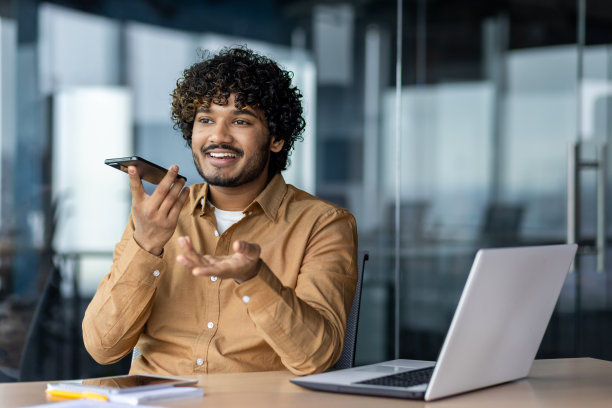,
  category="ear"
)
[270,137,284,153]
